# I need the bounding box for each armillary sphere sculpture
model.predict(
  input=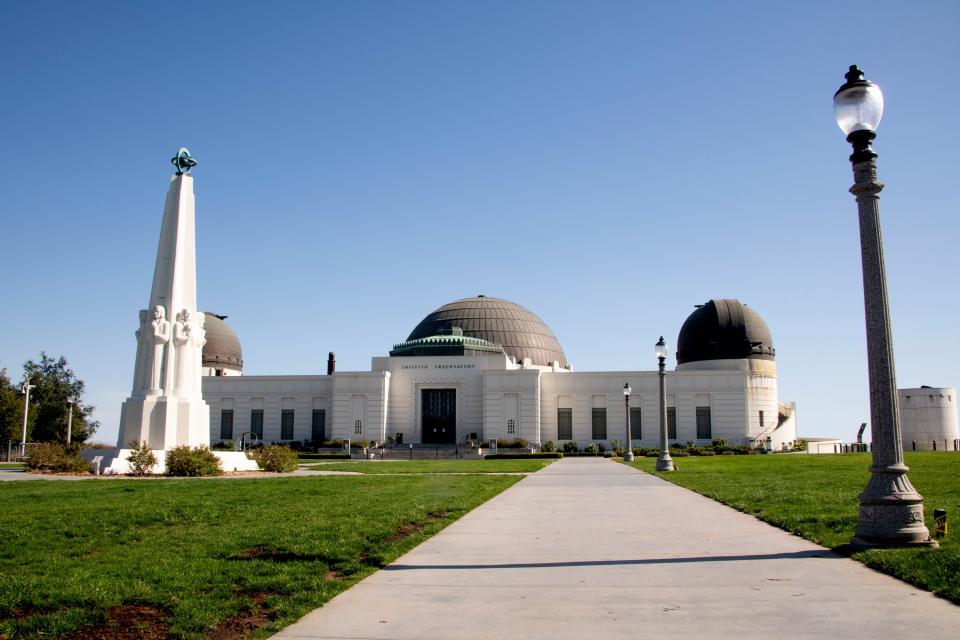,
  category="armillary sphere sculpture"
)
[171,147,198,175]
